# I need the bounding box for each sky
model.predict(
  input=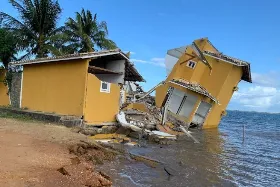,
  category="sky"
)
[1,0,280,113]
